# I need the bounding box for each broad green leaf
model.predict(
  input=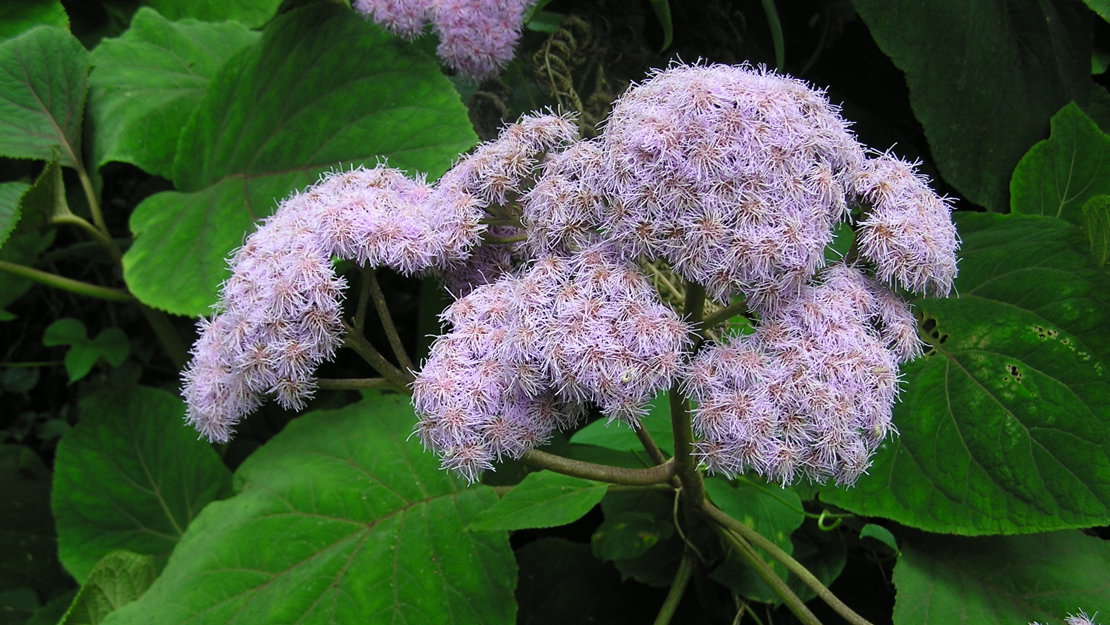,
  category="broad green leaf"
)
[893,531,1110,625]
[851,0,1092,210]
[1081,194,1110,266]
[469,471,608,531]
[0,181,30,249]
[1011,103,1110,224]
[88,8,259,178]
[706,477,804,603]
[59,551,156,625]
[594,491,680,587]
[0,446,68,595]
[571,394,674,455]
[52,385,232,582]
[0,0,68,39]
[123,3,477,315]
[591,511,673,562]
[0,26,88,167]
[101,392,516,625]
[143,0,281,28]
[822,213,1110,534]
